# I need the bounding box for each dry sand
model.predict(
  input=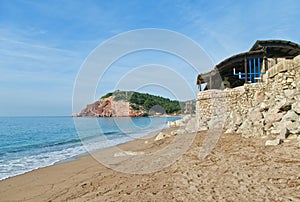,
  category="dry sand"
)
[0,128,300,202]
